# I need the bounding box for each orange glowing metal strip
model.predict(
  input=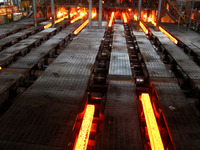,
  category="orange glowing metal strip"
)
[122,12,127,23]
[108,12,115,27]
[73,14,96,35]
[134,15,137,21]
[71,15,84,23]
[74,105,95,150]
[150,20,178,44]
[44,15,69,29]
[44,23,52,29]
[159,26,178,45]
[139,22,148,34]
[141,93,164,150]
[73,19,89,35]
